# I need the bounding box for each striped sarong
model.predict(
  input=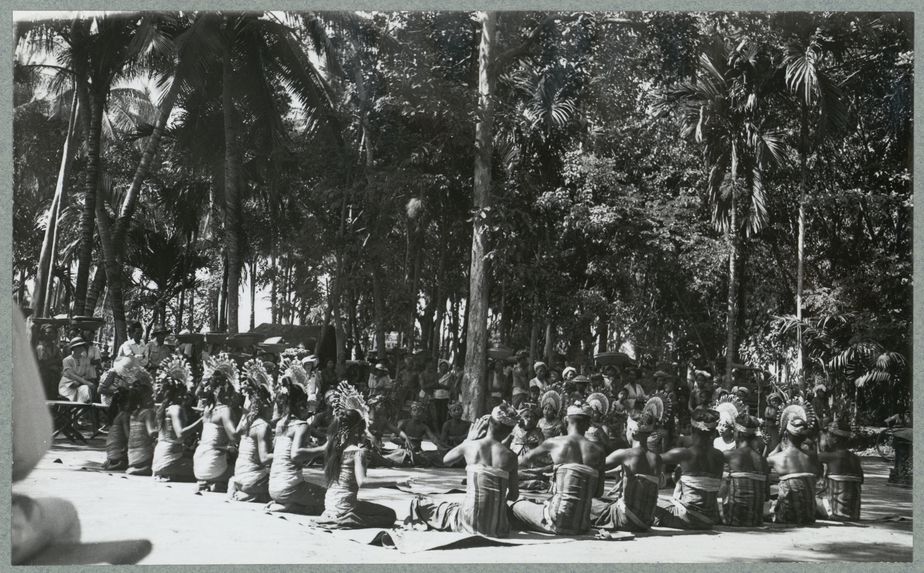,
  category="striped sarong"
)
[591,470,660,532]
[722,471,767,526]
[512,463,598,534]
[654,474,721,530]
[773,472,816,524]
[820,474,862,521]
[411,464,511,537]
